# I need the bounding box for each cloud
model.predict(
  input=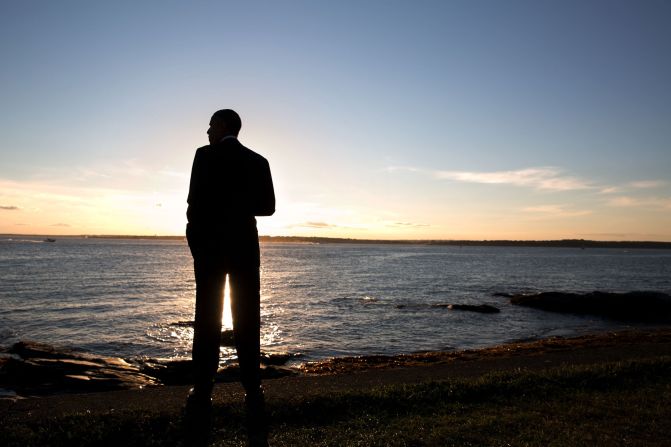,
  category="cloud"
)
[385,165,593,191]
[0,205,19,210]
[608,196,637,207]
[523,204,592,218]
[435,167,591,191]
[294,221,339,228]
[50,223,71,227]
[386,221,430,228]
[607,196,671,209]
[599,186,621,194]
[383,166,421,173]
[629,180,667,189]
